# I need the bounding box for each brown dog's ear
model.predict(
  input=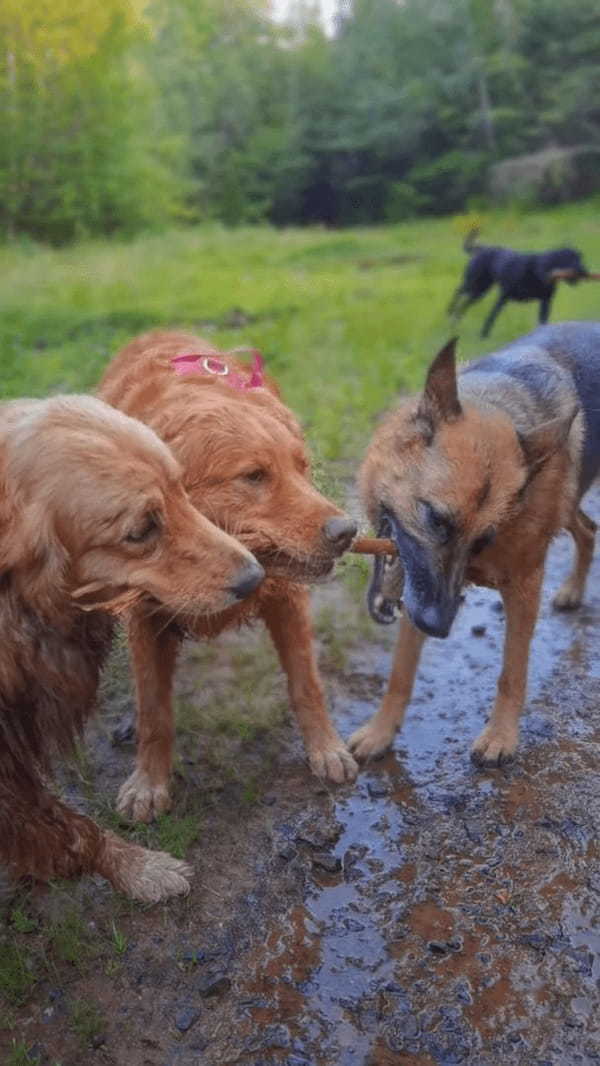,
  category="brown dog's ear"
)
[519,404,579,475]
[416,338,462,437]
